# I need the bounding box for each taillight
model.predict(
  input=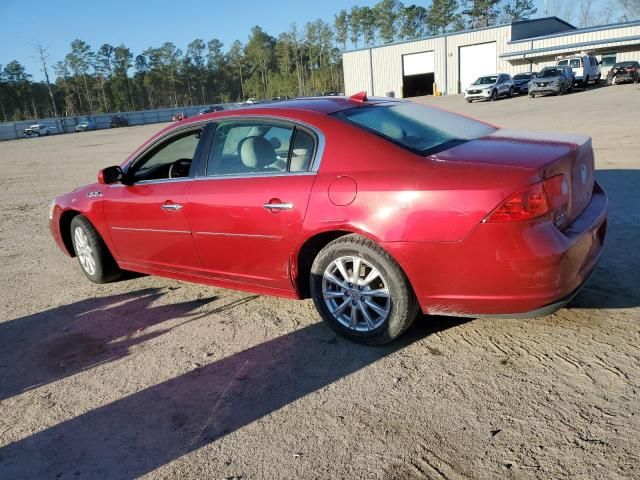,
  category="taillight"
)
[485,175,569,223]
